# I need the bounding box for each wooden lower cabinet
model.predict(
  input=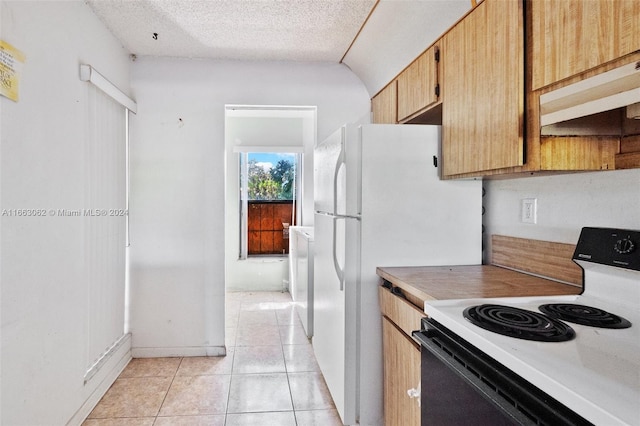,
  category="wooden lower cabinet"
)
[382,316,421,426]
[380,285,424,425]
